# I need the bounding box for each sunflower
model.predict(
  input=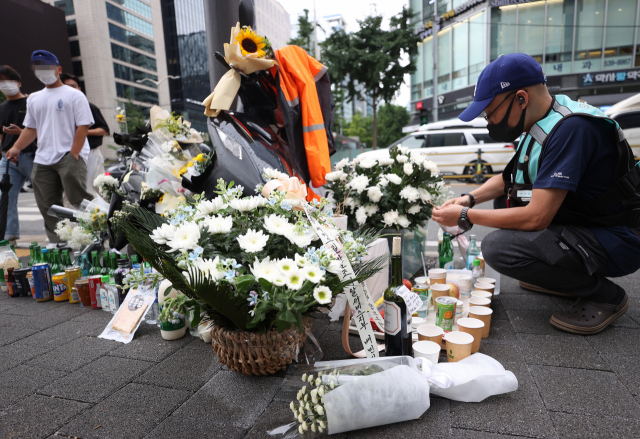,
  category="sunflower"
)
[235,27,266,58]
